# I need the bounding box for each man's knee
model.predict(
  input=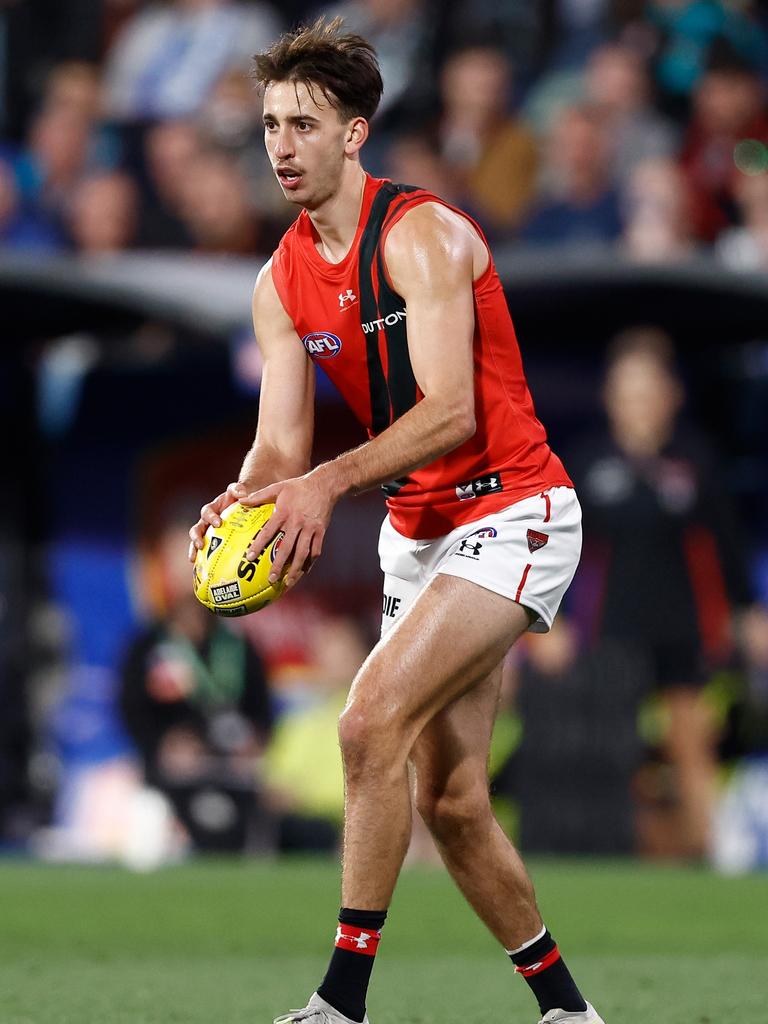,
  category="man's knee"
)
[415,780,491,843]
[338,700,406,781]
